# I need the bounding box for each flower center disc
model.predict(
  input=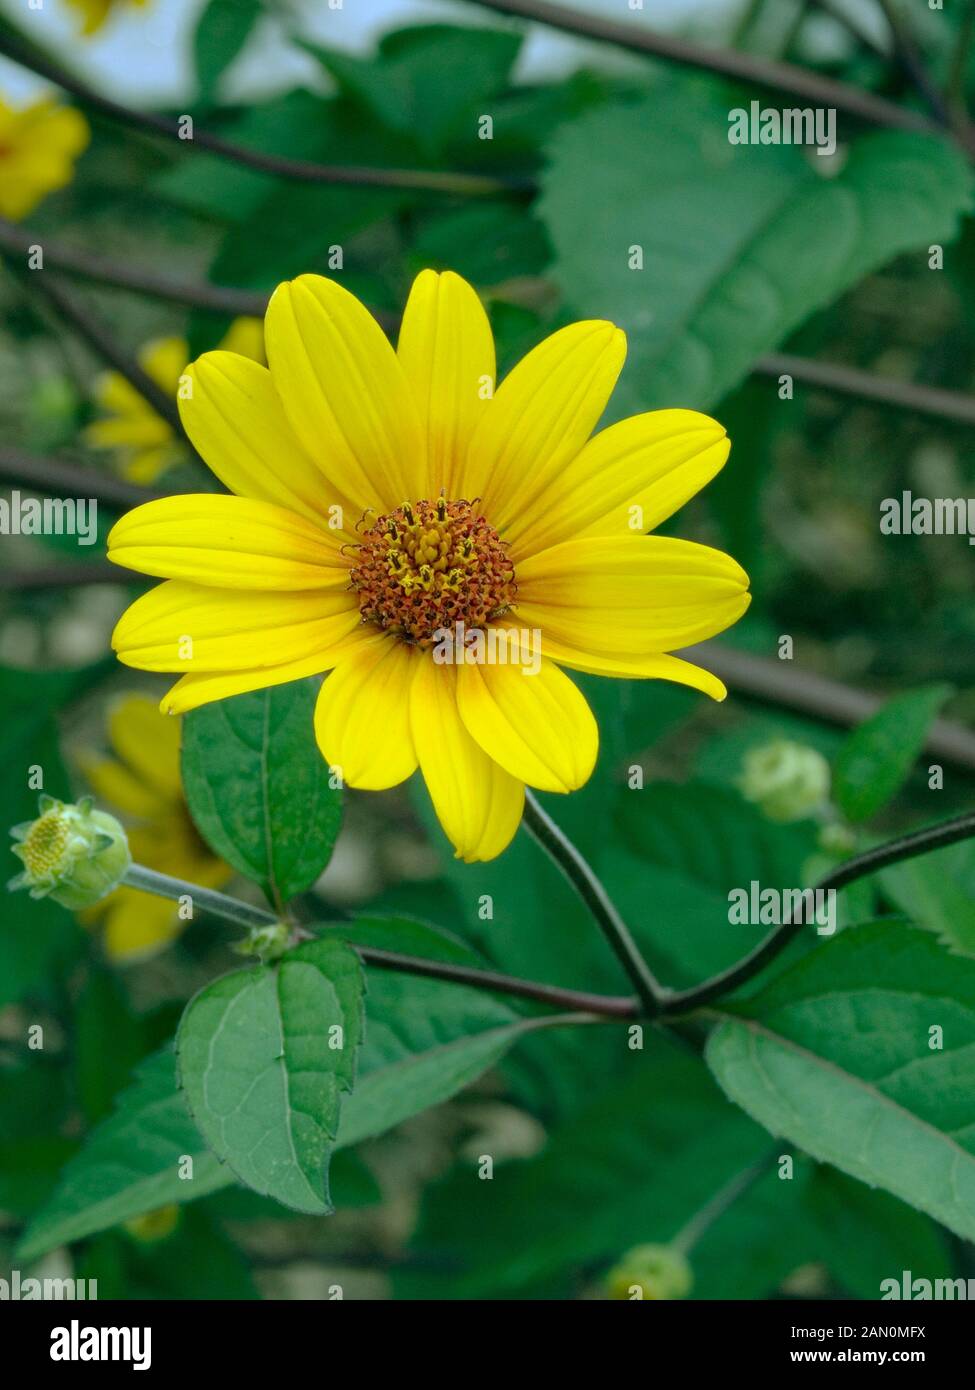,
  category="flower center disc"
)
[351,498,516,646]
[23,812,68,876]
